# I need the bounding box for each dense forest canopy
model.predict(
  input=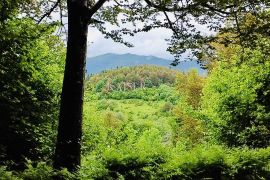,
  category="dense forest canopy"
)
[87,65,179,92]
[0,18,65,169]
[0,0,270,179]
